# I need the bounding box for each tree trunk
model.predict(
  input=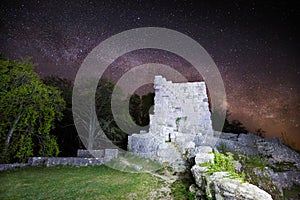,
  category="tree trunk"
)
[2,112,22,157]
